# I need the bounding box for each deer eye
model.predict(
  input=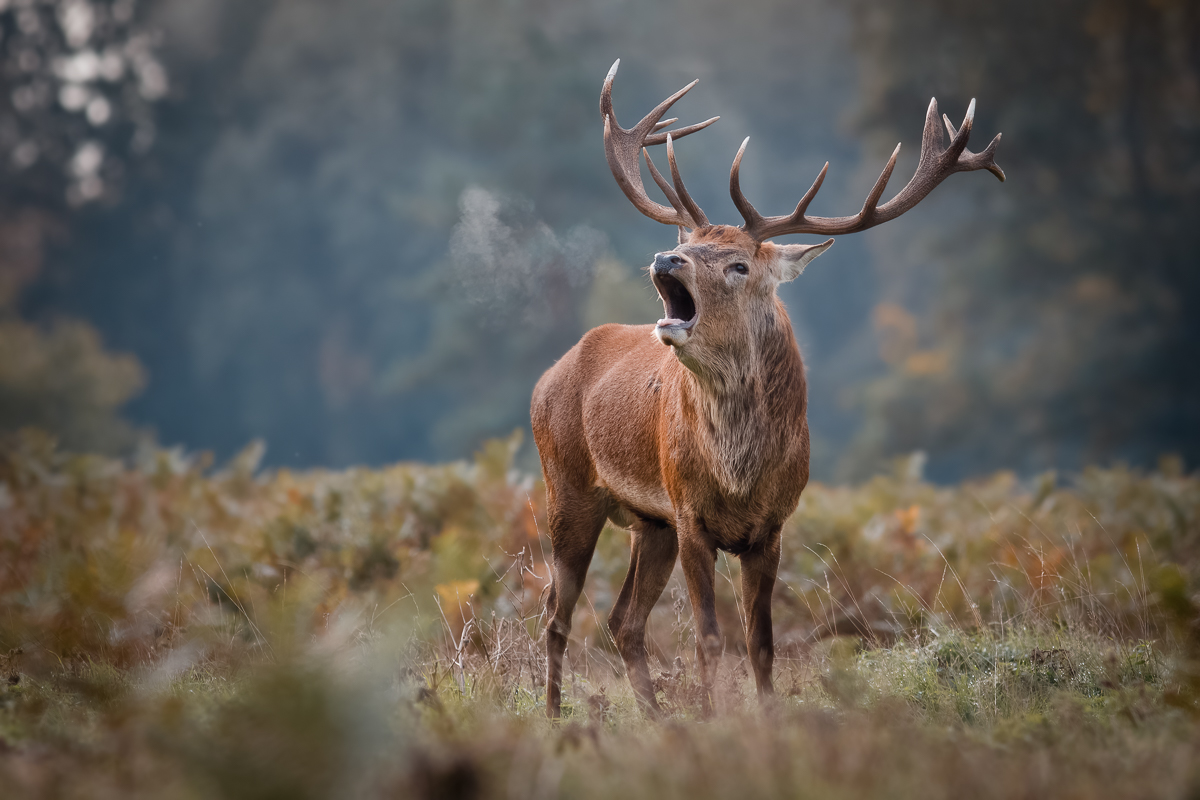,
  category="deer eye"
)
[730,263,748,275]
